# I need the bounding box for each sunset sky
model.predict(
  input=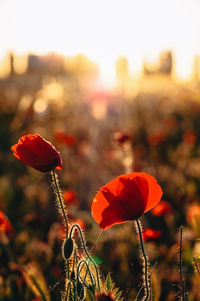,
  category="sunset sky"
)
[0,0,200,82]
